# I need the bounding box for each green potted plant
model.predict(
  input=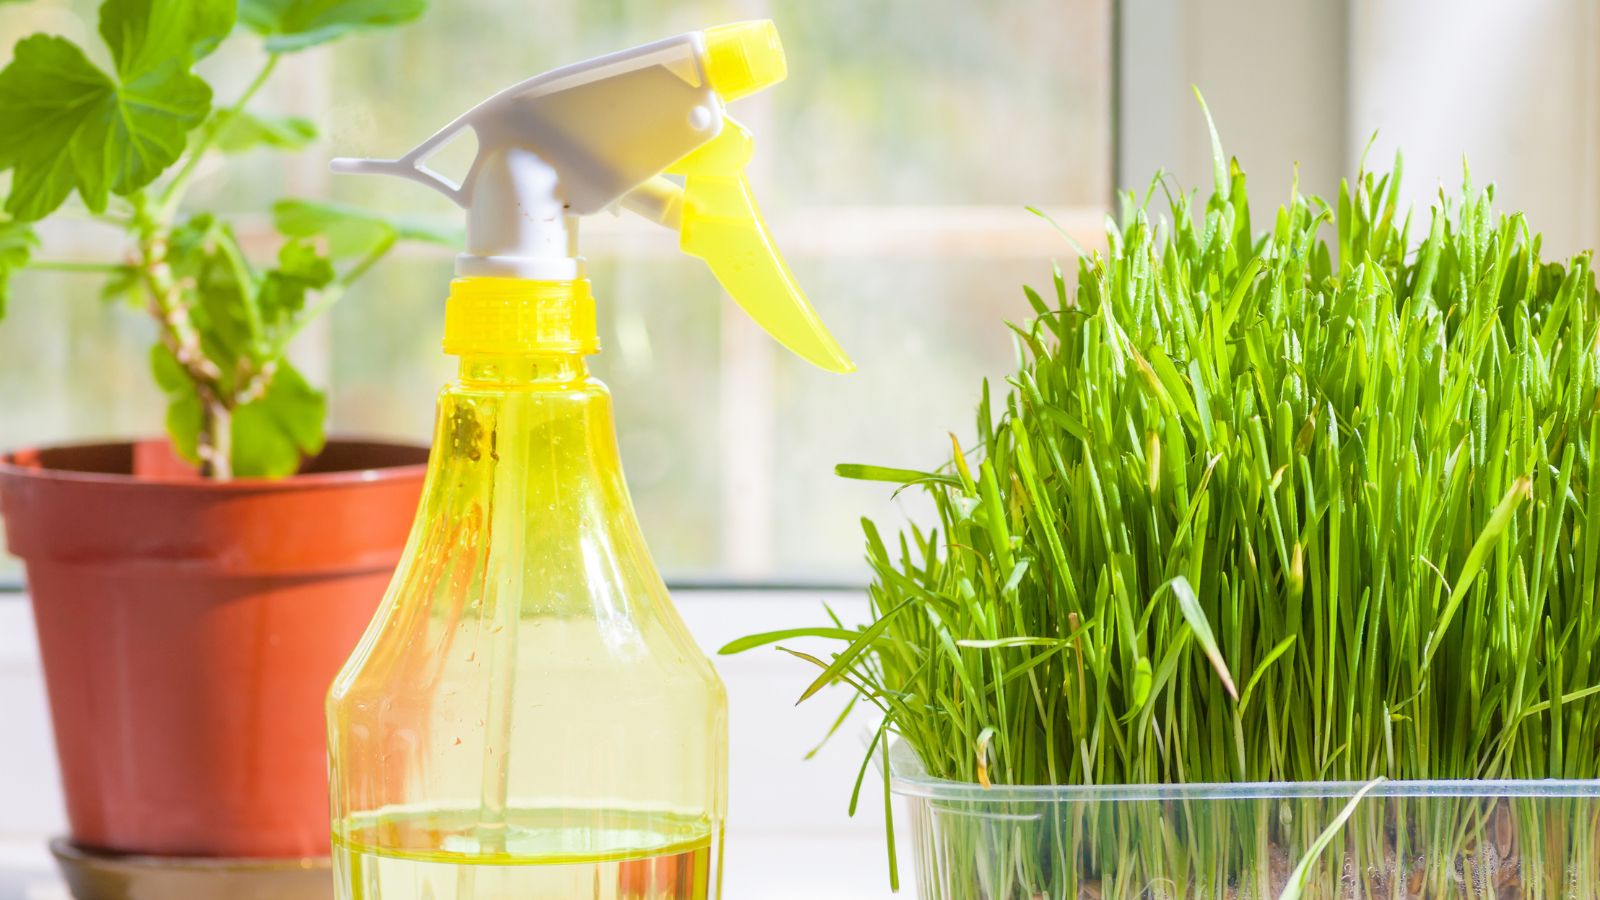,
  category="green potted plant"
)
[0,0,451,875]
[726,111,1600,897]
